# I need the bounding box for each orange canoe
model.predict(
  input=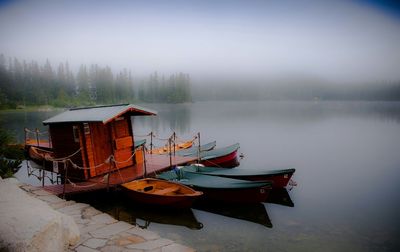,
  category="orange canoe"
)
[149,140,194,155]
[121,178,203,208]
